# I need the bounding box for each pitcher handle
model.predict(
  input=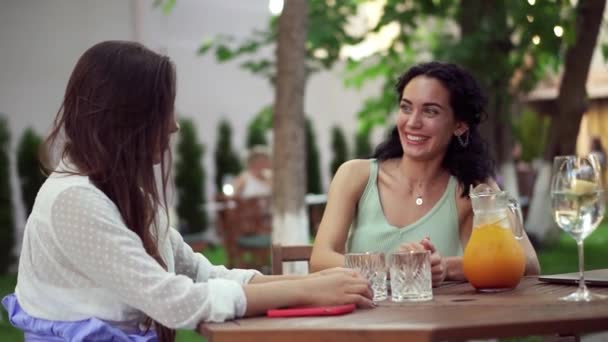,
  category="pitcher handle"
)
[507,196,525,240]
